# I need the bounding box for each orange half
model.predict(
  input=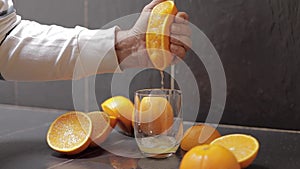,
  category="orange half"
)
[87,111,116,147]
[46,111,92,155]
[210,134,260,168]
[180,124,221,151]
[146,0,178,70]
[101,96,134,136]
